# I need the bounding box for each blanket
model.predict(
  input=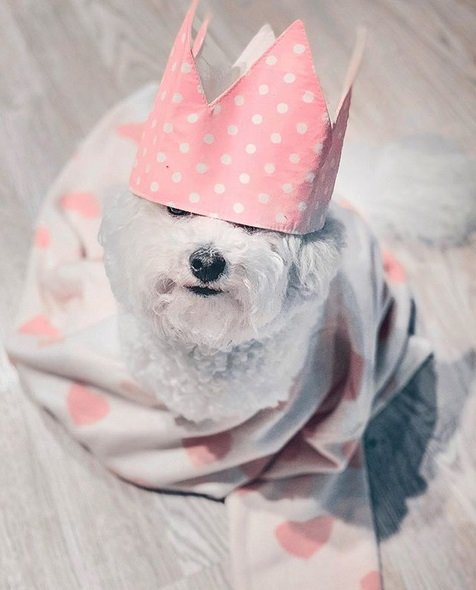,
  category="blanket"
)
[6,84,431,590]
